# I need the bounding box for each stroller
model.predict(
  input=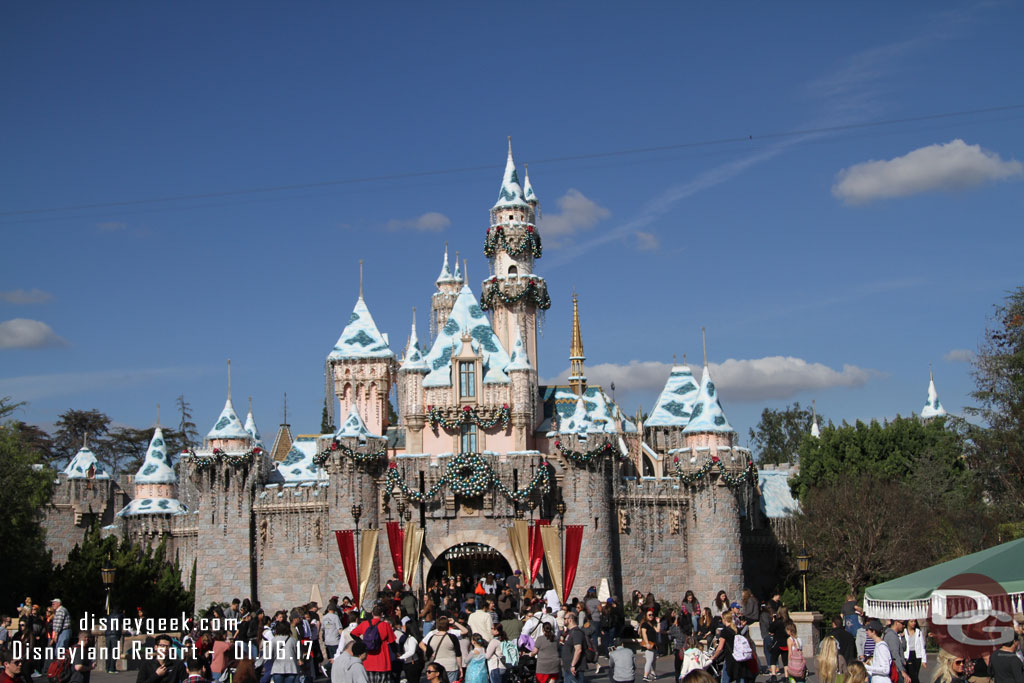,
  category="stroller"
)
[680,648,714,680]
